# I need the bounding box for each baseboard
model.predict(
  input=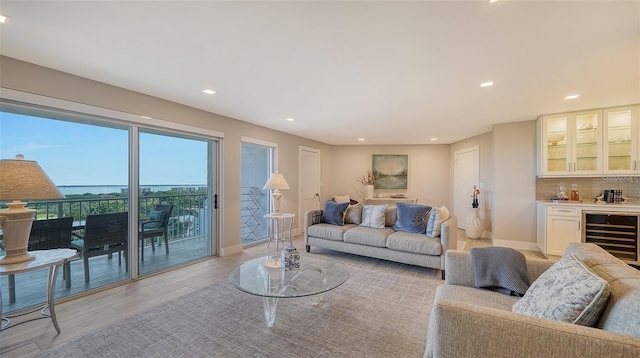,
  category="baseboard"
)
[220,243,243,256]
[492,239,540,252]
